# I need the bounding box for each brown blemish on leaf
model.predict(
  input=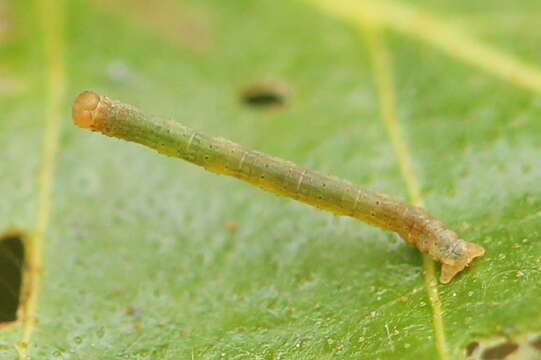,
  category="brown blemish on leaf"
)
[0,0,13,43]
[96,0,212,52]
[466,341,480,356]
[468,332,541,360]
[125,306,140,319]
[481,342,518,360]
[530,336,541,350]
[224,220,238,230]
[0,67,26,96]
